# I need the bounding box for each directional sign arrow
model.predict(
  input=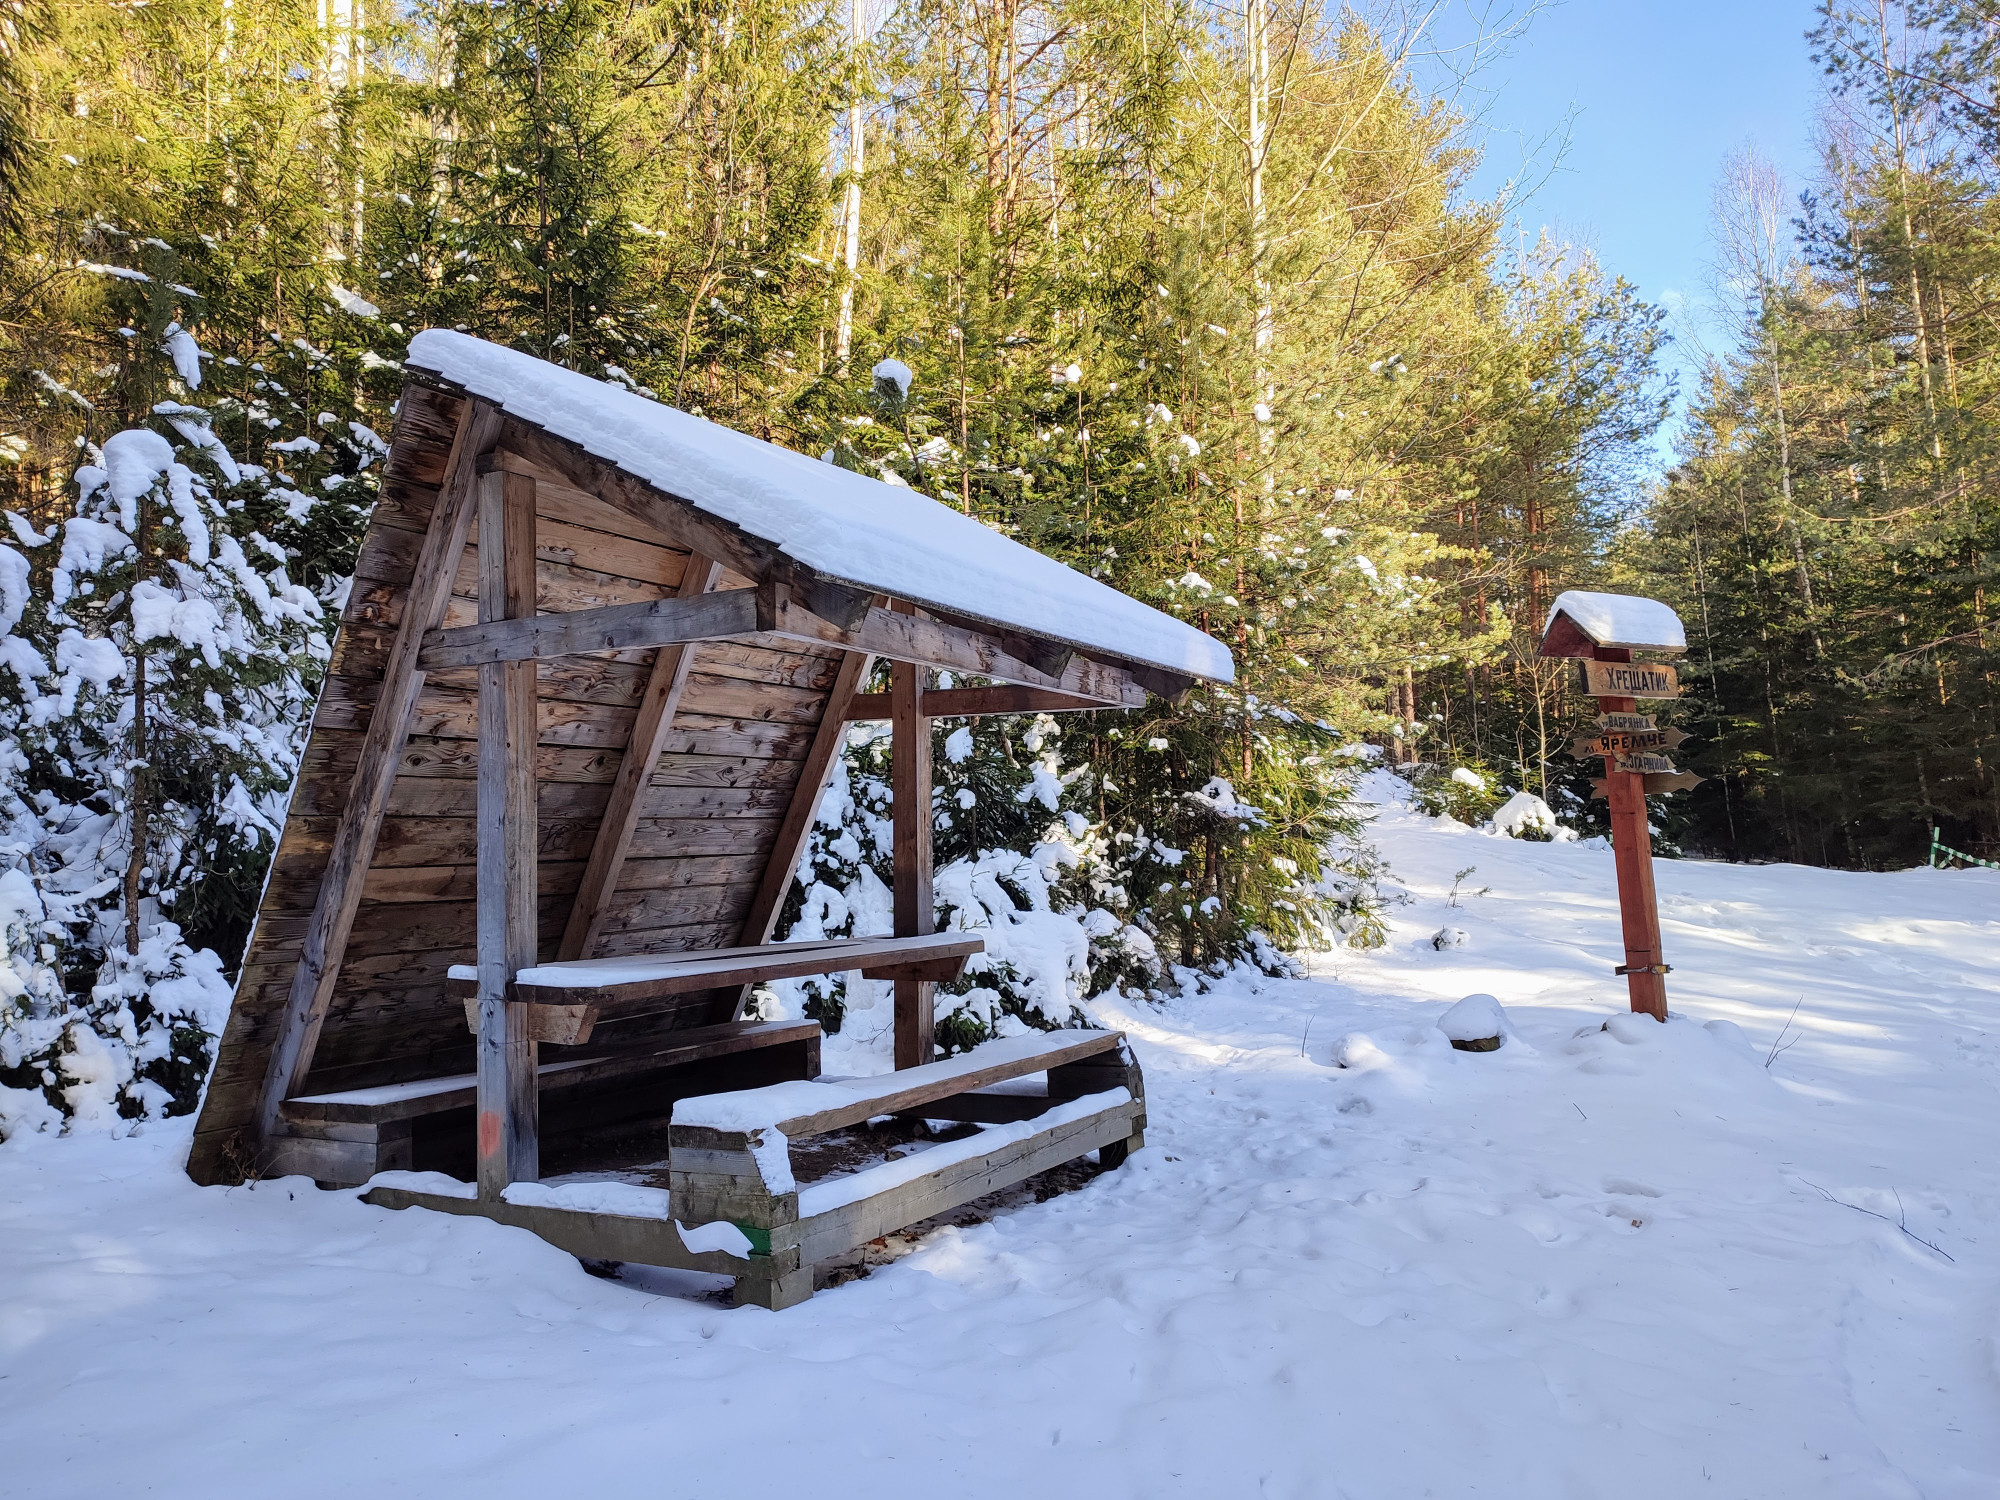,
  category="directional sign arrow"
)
[1613,752,1679,776]
[1642,771,1704,795]
[1590,770,1706,800]
[1592,712,1656,733]
[1570,727,1689,759]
